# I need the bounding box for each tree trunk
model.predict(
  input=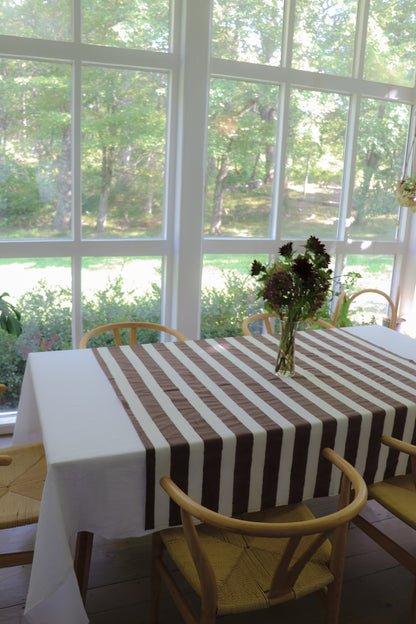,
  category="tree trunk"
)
[264,144,274,184]
[96,146,115,233]
[252,152,260,183]
[54,125,72,231]
[355,149,379,224]
[303,151,311,198]
[260,104,276,185]
[210,153,229,235]
[209,97,258,235]
[144,152,156,216]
